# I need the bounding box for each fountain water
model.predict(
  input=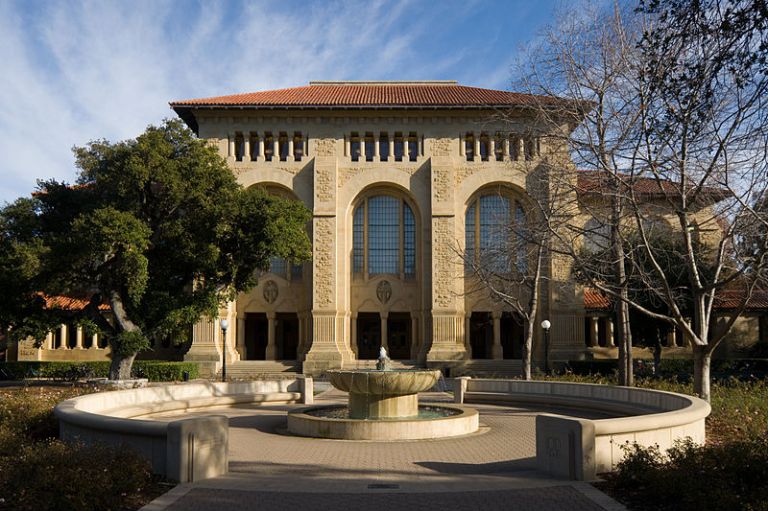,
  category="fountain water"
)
[287,348,479,440]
